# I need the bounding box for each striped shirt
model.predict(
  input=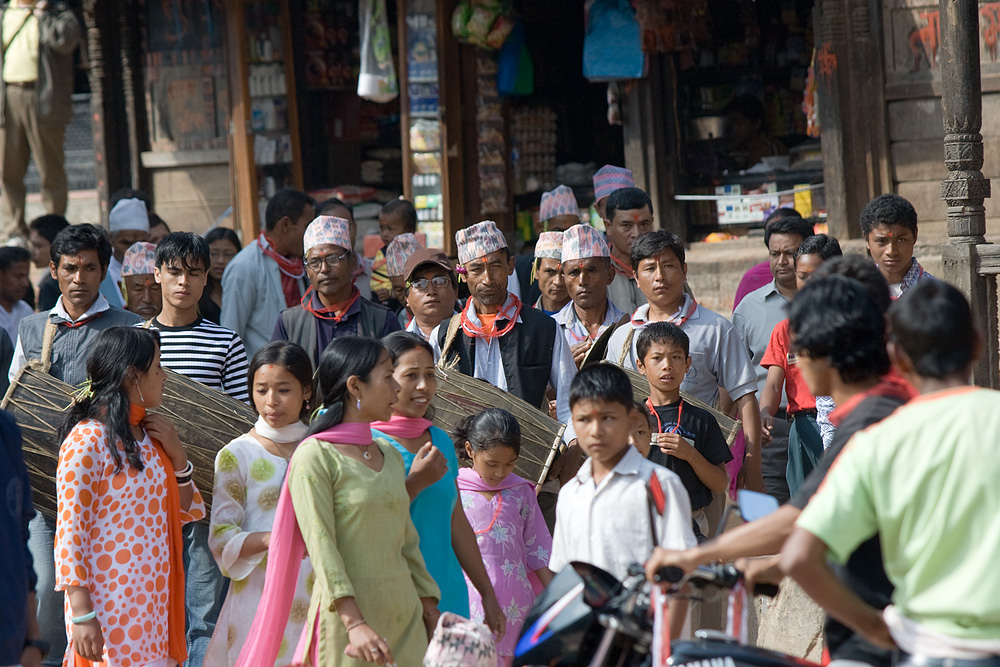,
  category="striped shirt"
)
[146,316,250,404]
